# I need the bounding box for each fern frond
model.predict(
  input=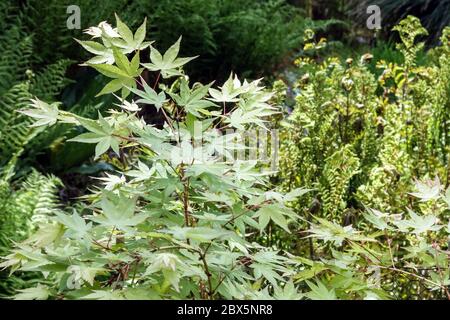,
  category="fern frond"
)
[14,170,62,224]
[0,32,32,94]
[30,59,73,101]
[0,82,35,163]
